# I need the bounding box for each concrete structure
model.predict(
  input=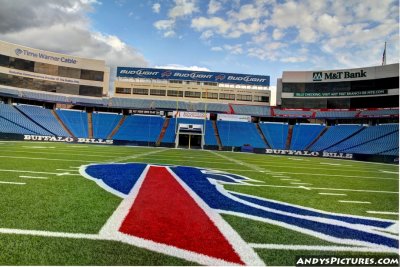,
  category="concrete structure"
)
[278,64,399,109]
[0,40,109,97]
